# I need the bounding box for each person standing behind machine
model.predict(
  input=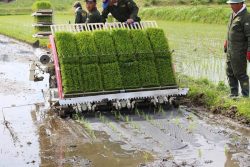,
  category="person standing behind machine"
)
[101,0,141,24]
[73,1,87,24]
[85,0,102,23]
